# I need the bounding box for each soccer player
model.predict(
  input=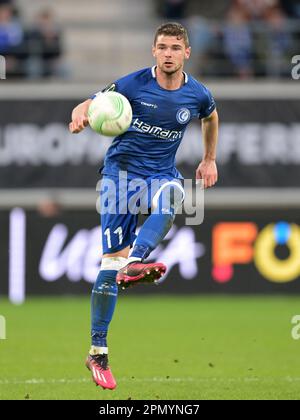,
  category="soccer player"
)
[69,22,218,390]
